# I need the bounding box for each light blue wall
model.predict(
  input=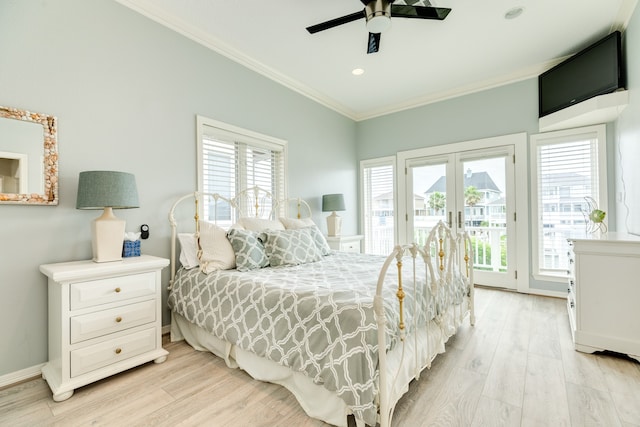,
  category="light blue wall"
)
[0,0,356,376]
[357,80,539,160]
[616,6,640,234]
